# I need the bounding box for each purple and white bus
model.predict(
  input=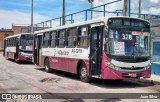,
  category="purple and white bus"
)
[33,16,151,82]
[4,33,33,63]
